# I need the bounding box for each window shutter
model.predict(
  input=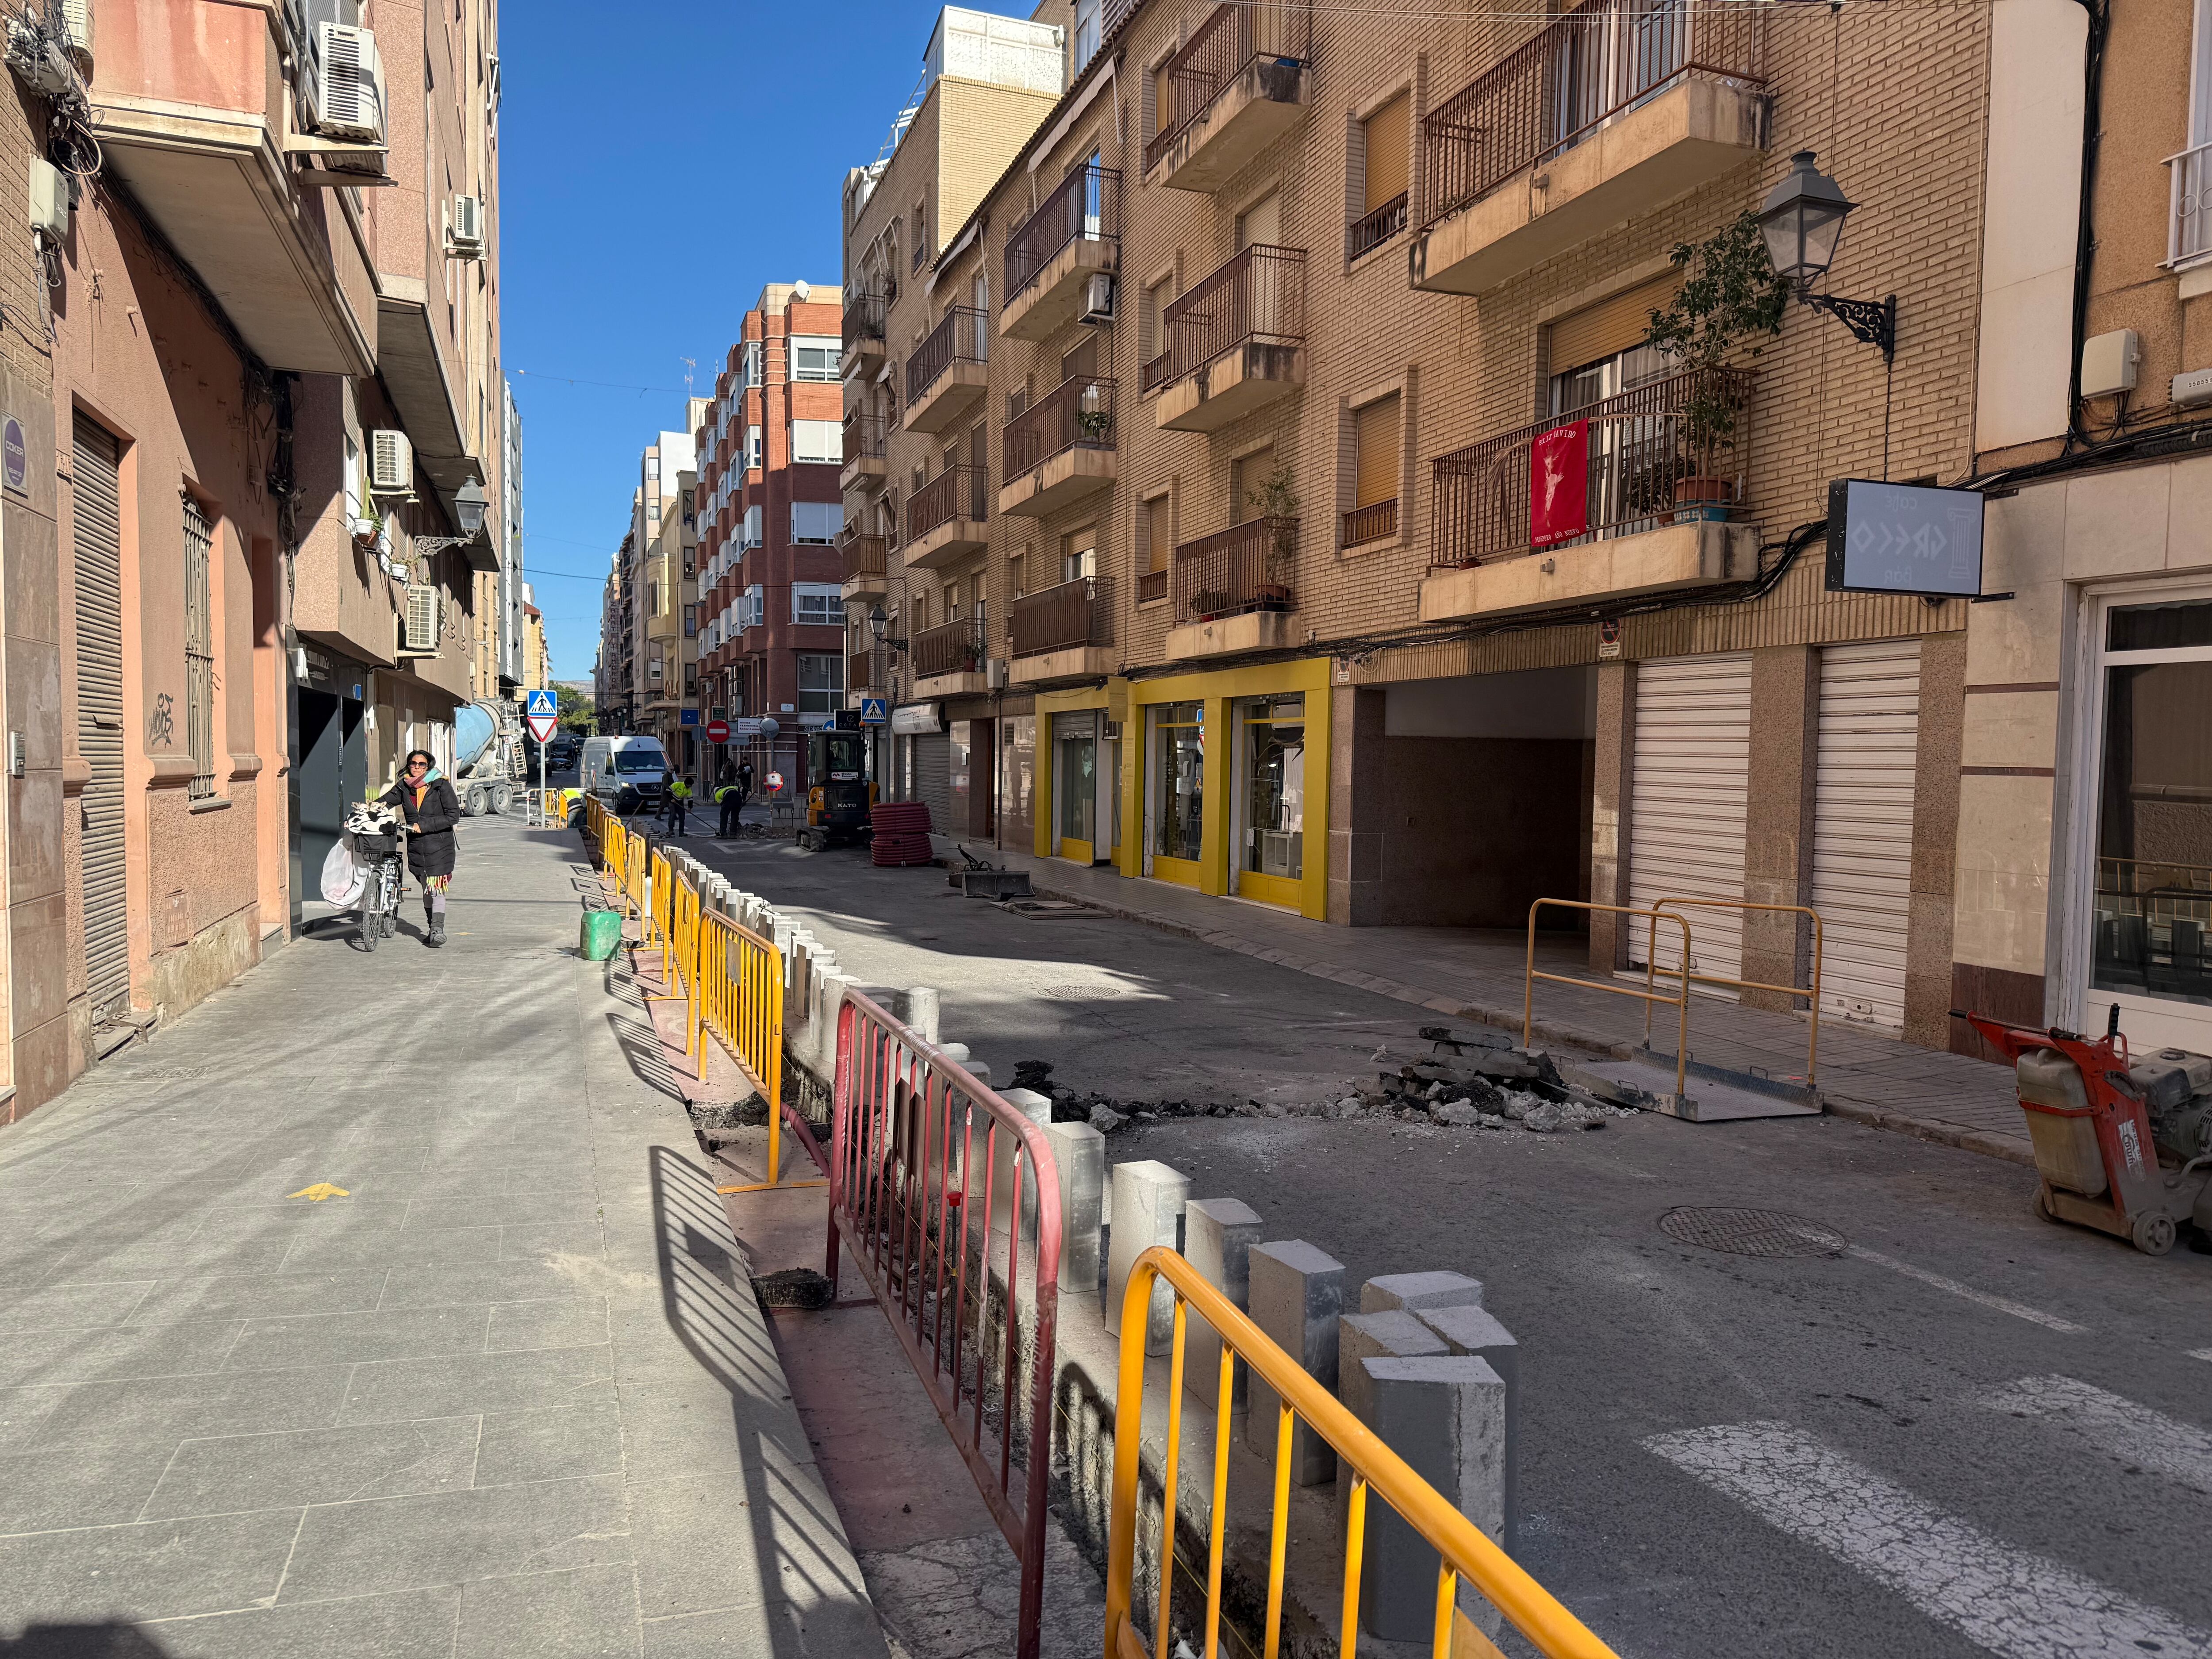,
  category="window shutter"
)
[1354,395,1399,509]
[1547,269,1686,377]
[1363,94,1410,213]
